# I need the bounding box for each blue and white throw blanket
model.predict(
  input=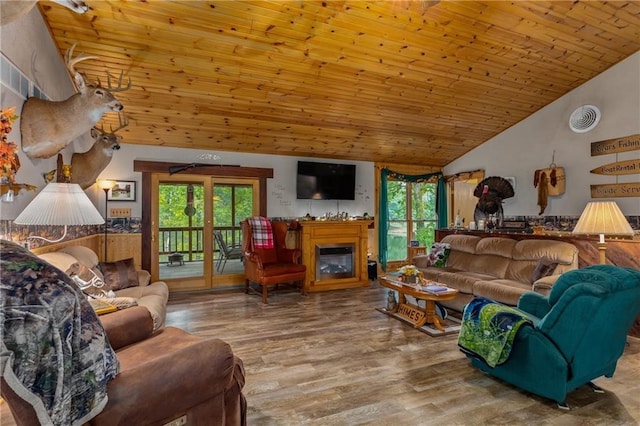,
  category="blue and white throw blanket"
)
[0,240,119,425]
[458,297,533,367]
